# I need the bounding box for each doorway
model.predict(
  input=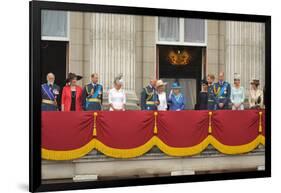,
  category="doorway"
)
[41,40,68,108]
[157,45,205,109]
